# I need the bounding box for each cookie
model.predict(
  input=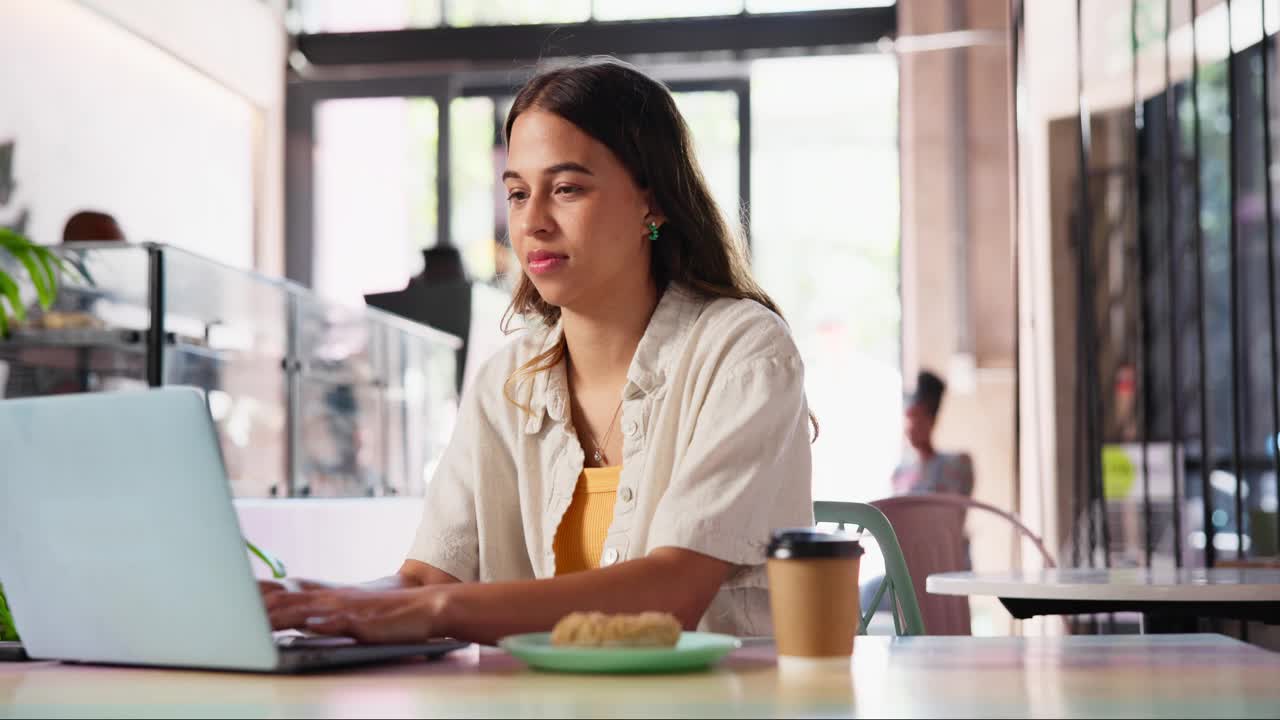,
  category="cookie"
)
[550,611,682,648]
